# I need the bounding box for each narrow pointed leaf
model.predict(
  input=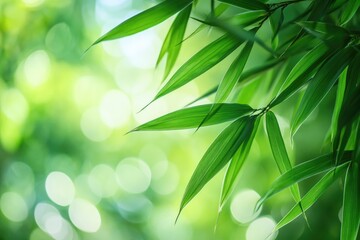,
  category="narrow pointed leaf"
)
[291,48,354,136]
[220,117,260,207]
[258,151,353,207]
[216,39,254,103]
[340,0,360,25]
[155,34,243,100]
[132,103,252,131]
[157,5,192,80]
[341,162,359,240]
[266,111,301,202]
[276,162,349,230]
[218,0,269,11]
[298,21,349,40]
[228,11,267,27]
[92,0,192,45]
[179,116,255,214]
[185,86,218,107]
